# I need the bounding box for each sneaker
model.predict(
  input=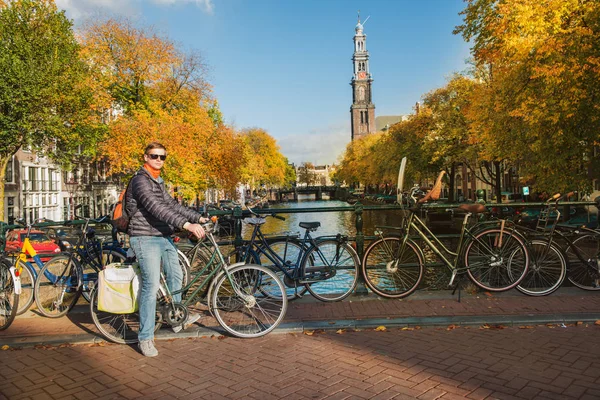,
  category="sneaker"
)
[138,340,158,357]
[172,313,201,333]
